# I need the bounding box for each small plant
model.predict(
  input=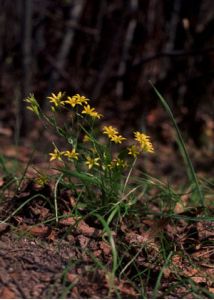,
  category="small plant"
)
[0,89,209,298]
[25,92,154,221]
